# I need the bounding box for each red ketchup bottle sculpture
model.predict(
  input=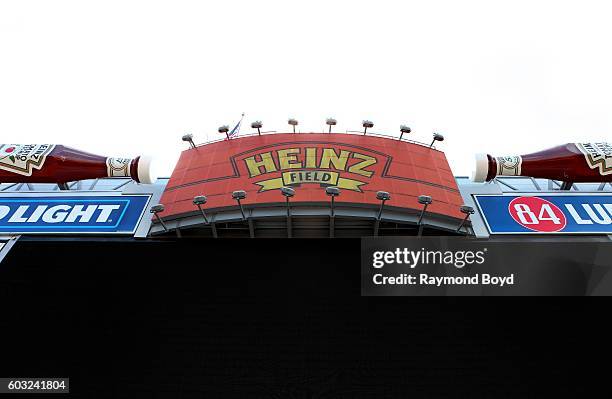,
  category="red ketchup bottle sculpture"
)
[473,143,612,187]
[0,144,154,184]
